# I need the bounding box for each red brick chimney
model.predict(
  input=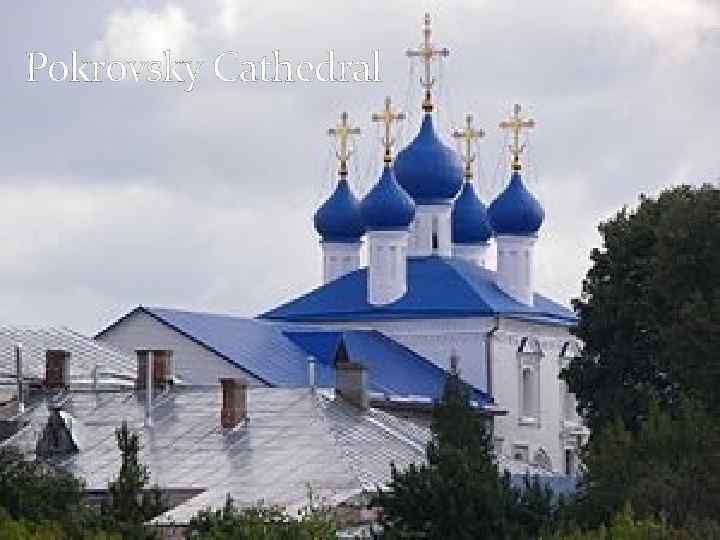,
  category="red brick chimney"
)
[220,378,248,429]
[45,350,70,389]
